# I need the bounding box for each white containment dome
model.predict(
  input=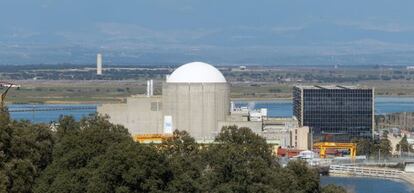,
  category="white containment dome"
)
[167,62,227,83]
